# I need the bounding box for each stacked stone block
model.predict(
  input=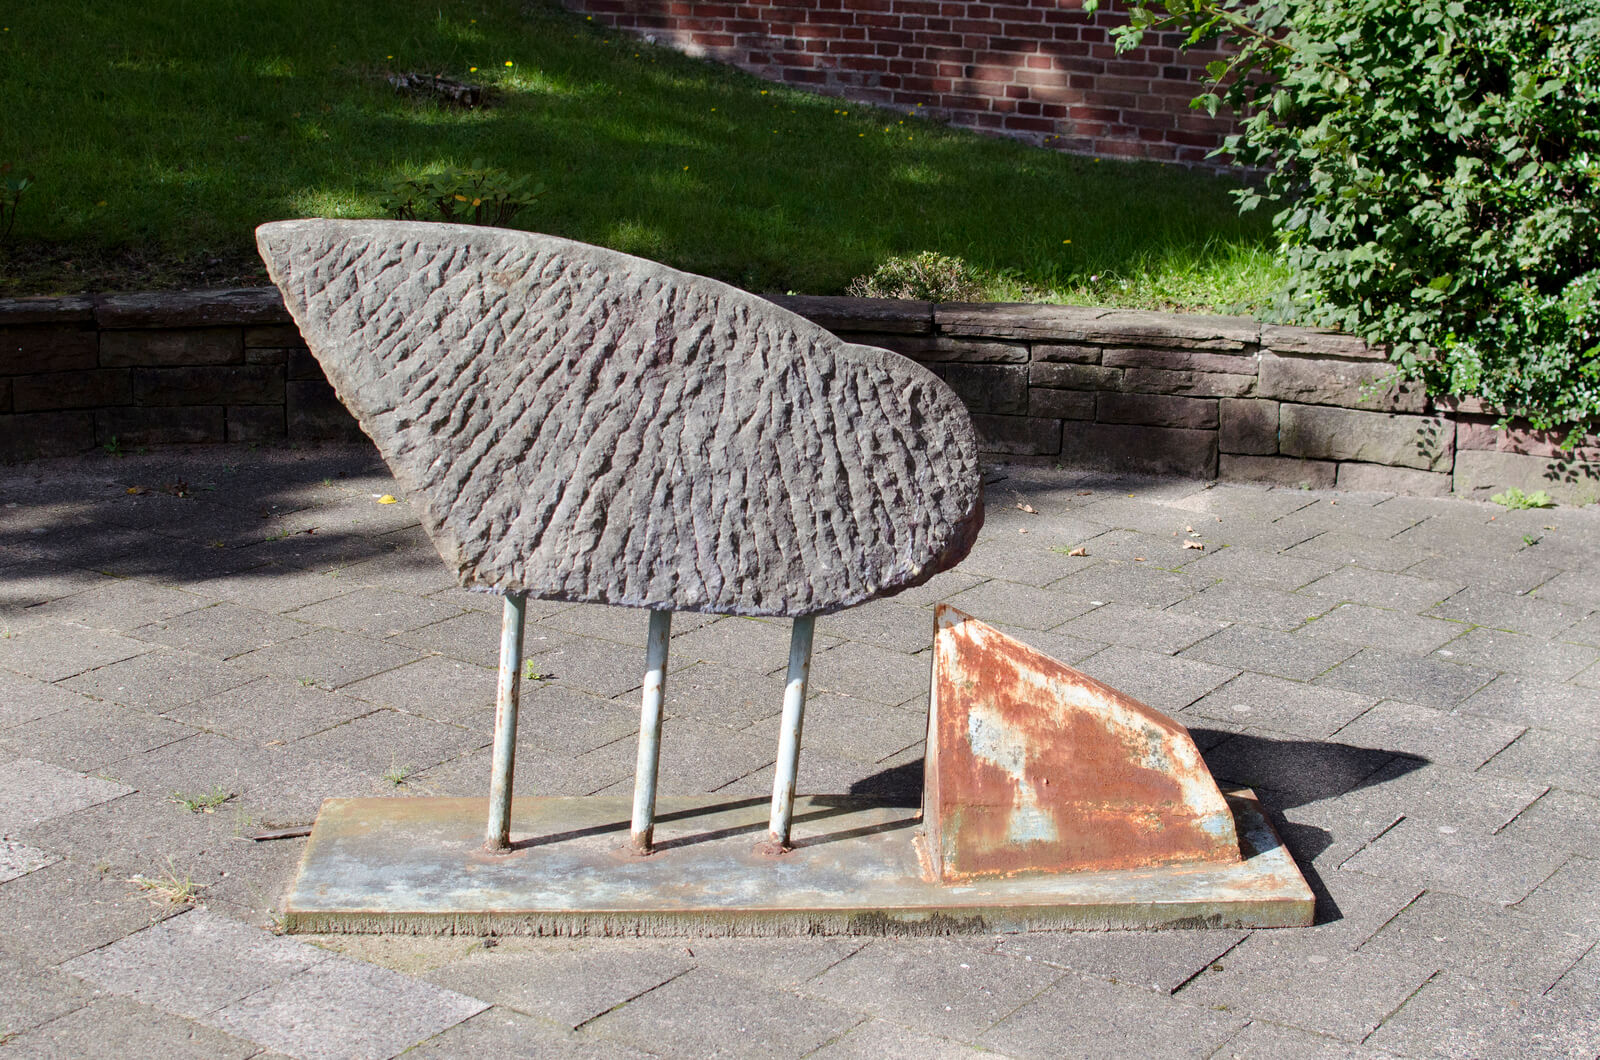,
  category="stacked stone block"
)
[560,0,1236,167]
[3,287,1598,503]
